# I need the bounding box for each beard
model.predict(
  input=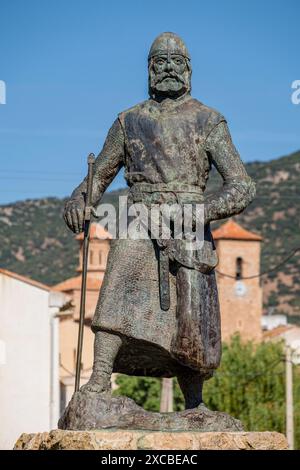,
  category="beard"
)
[149,69,191,98]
